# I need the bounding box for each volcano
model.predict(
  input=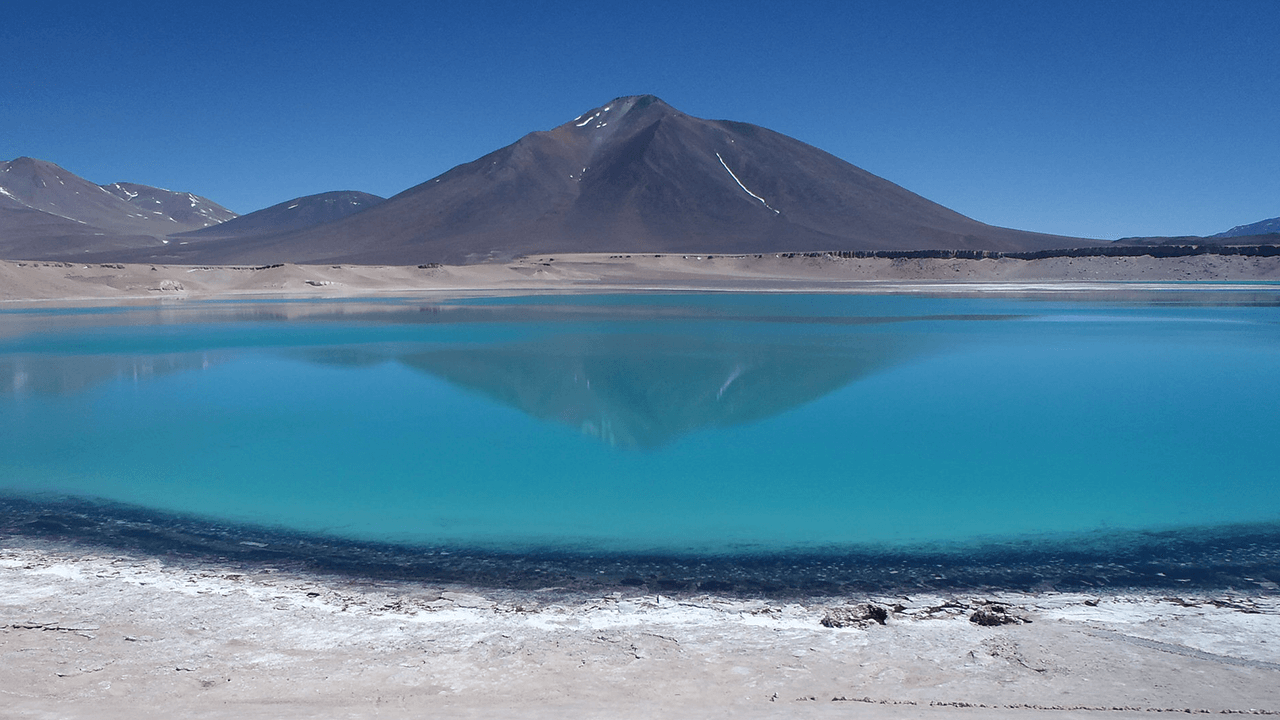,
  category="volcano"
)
[16,96,1099,265]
